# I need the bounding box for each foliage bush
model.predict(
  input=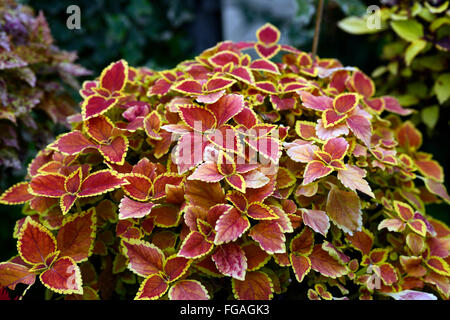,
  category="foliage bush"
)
[0,23,449,300]
[338,0,450,133]
[0,0,90,179]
